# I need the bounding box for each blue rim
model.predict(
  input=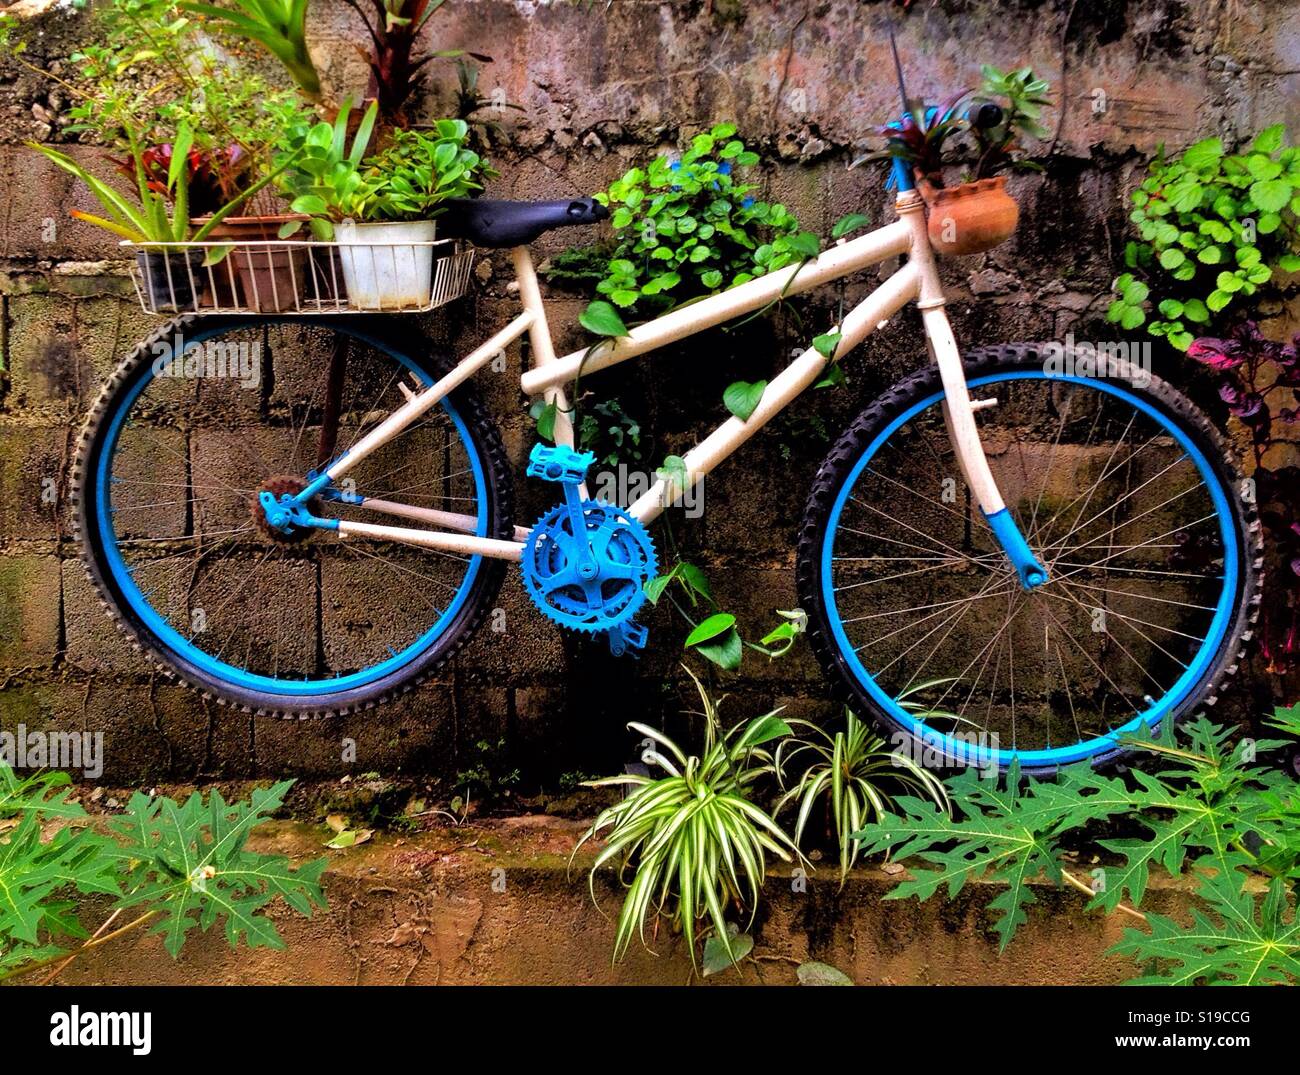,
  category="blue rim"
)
[94,323,486,697]
[821,370,1240,769]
